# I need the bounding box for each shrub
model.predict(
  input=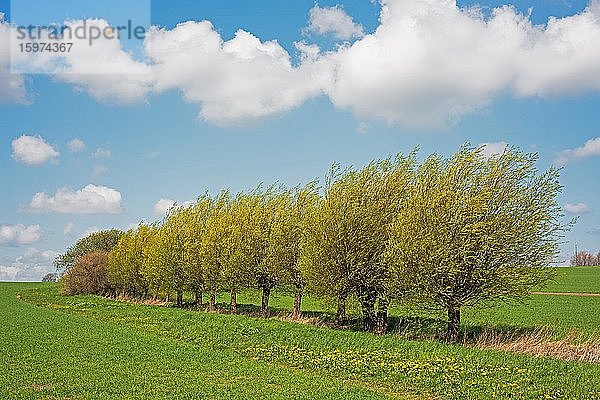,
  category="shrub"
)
[60,251,111,296]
